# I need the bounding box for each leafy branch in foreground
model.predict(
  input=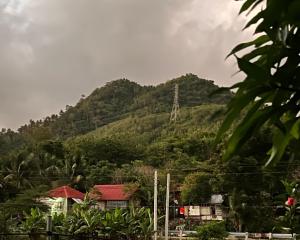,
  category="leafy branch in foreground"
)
[217,0,300,165]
